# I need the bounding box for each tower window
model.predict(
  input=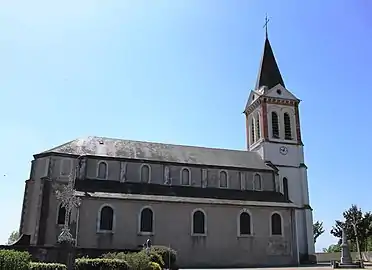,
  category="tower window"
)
[255,116,261,140]
[271,112,279,139]
[251,118,255,144]
[284,113,292,140]
[283,177,289,200]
